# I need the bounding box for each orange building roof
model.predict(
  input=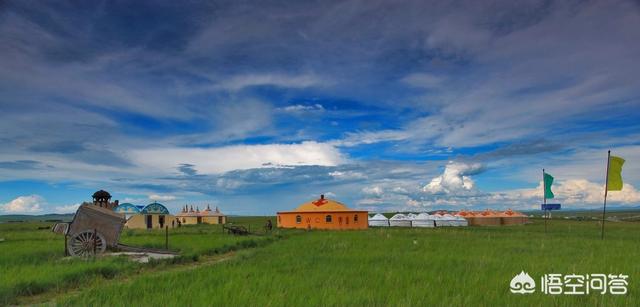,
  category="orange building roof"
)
[279,195,366,213]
